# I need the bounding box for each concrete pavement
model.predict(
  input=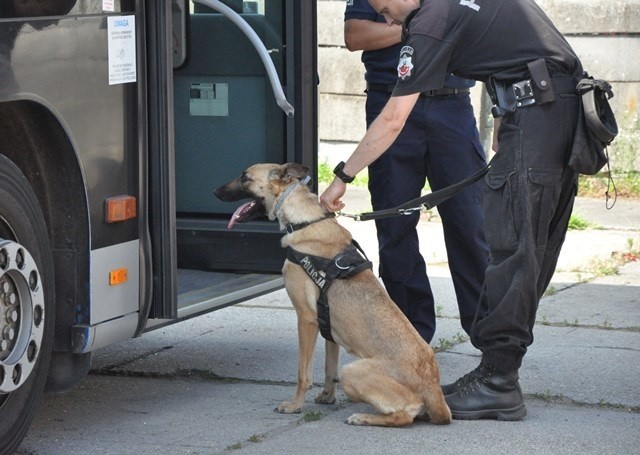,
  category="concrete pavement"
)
[18,153,640,454]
